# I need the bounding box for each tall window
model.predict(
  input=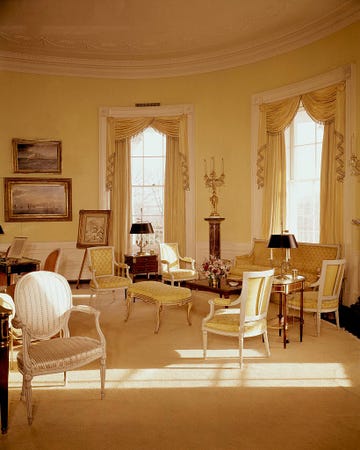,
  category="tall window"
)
[131,127,166,250]
[285,106,324,243]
